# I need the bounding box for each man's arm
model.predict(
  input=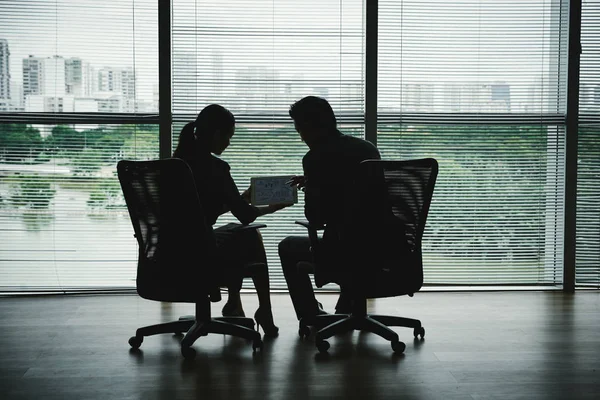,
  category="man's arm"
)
[302,154,326,228]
